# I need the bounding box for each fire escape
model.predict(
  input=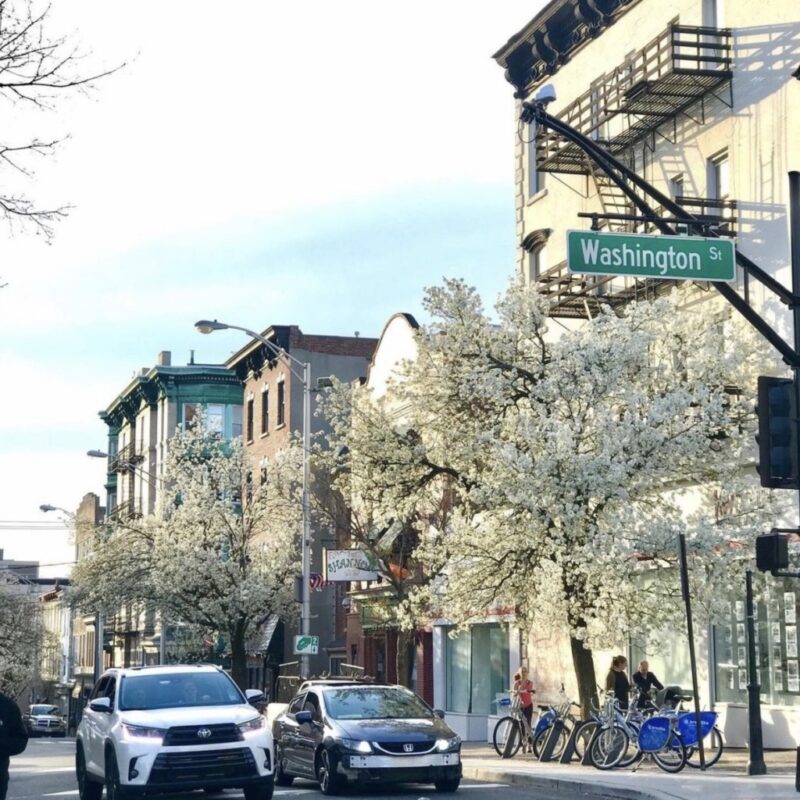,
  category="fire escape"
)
[533,22,736,318]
